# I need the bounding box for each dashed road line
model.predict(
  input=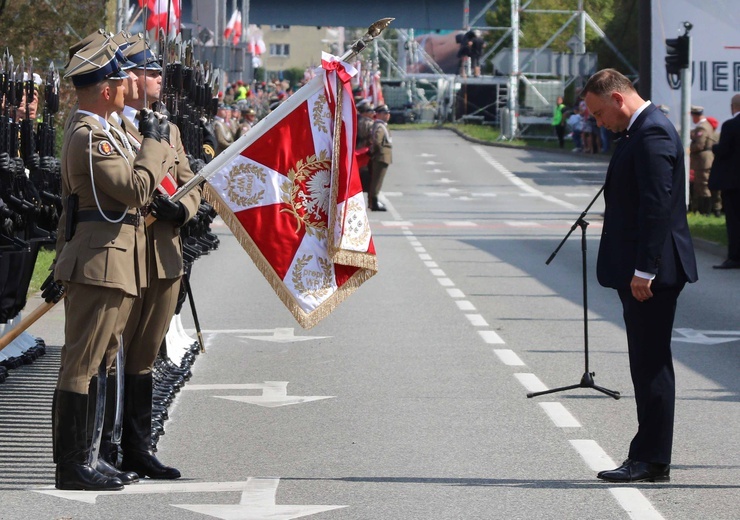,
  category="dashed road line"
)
[447,288,465,298]
[609,488,666,520]
[455,300,476,311]
[539,402,581,428]
[569,440,616,471]
[478,330,505,344]
[514,373,548,393]
[492,349,525,366]
[465,314,489,327]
